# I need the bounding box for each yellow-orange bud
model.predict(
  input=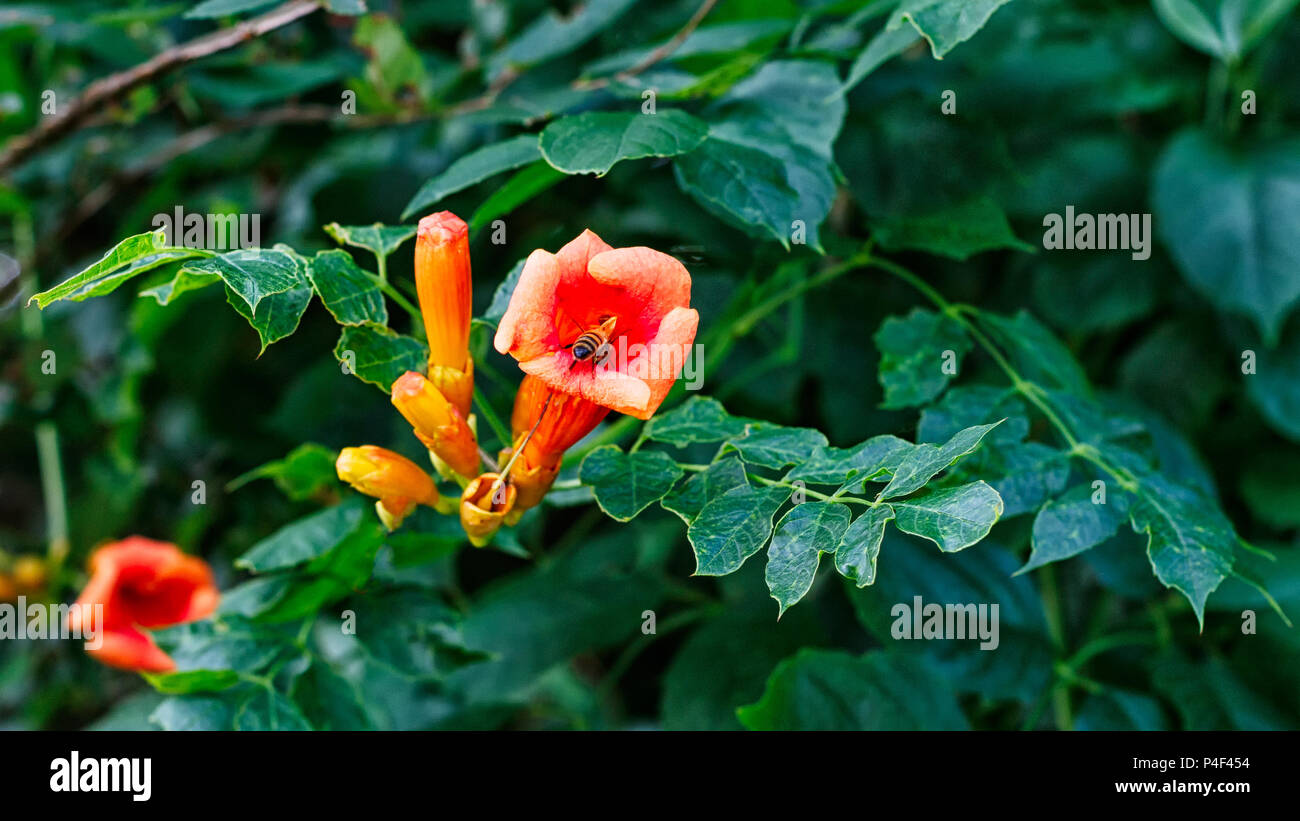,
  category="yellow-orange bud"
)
[336,446,440,529]
[415,211,474,417]
[390,370,480,480]
[460,473,516,548]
